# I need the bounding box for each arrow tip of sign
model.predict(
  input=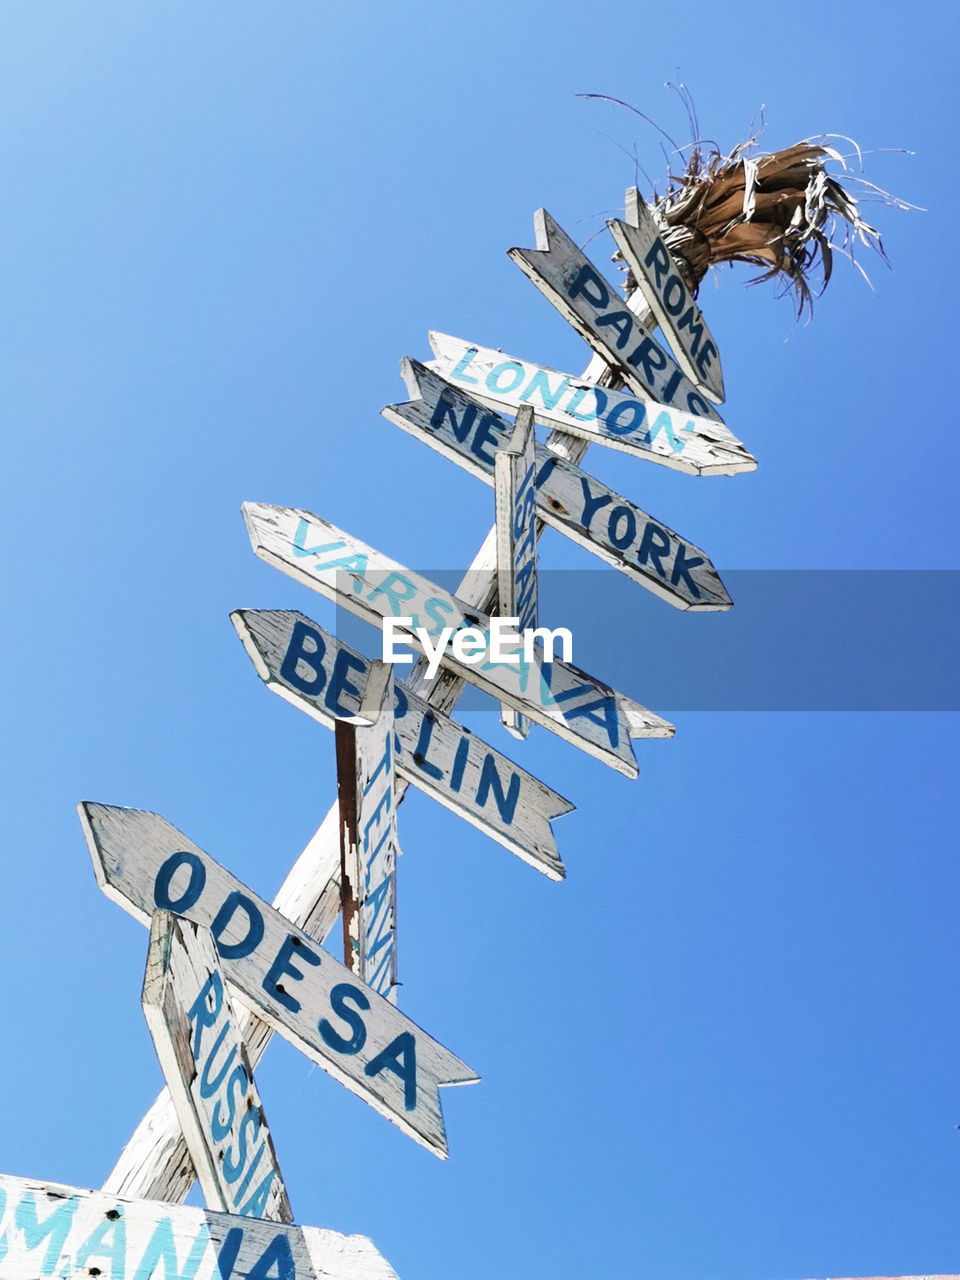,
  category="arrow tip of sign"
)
[397,355,424,400]
[619,699,676,743]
